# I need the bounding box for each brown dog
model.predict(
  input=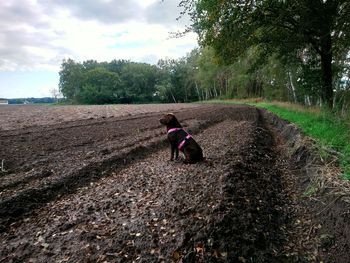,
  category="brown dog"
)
[159,113,203,163]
